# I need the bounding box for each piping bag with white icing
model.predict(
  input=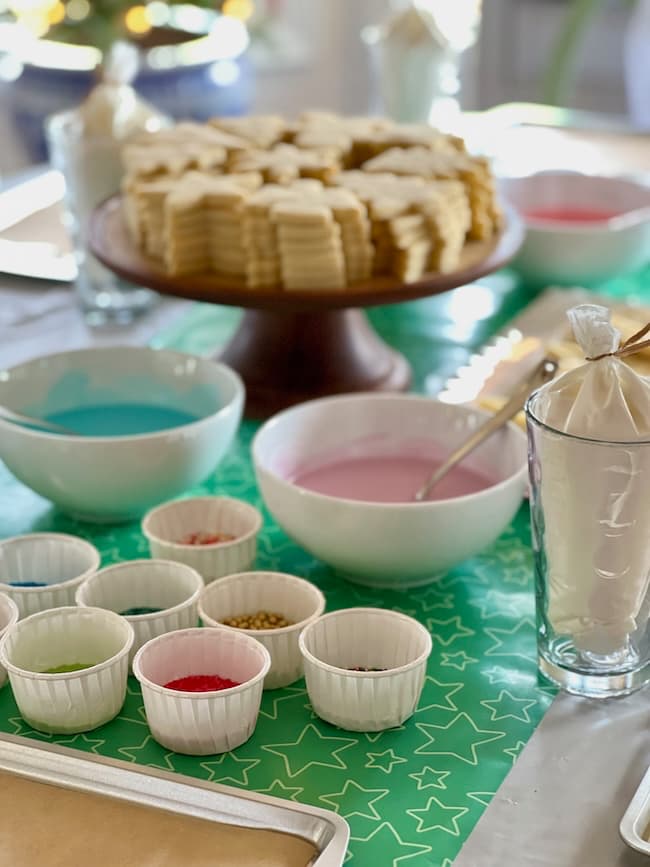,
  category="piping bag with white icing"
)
[532,303,650,656]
